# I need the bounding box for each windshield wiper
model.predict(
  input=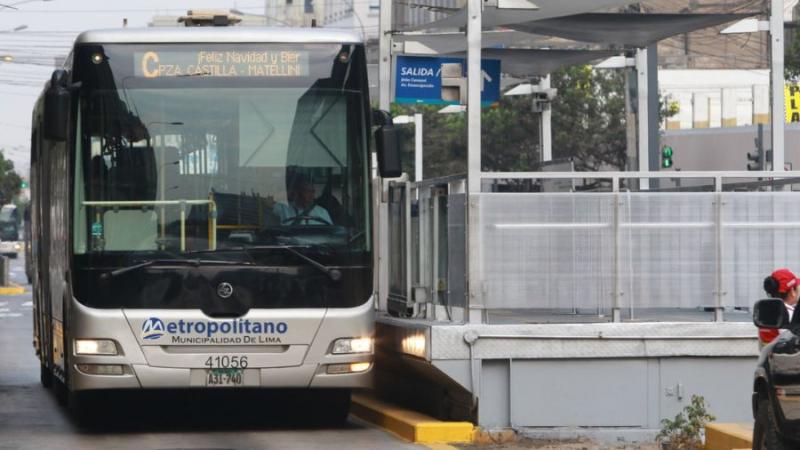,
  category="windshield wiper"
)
[101,258,253,280]
[188,245,342,282]
[274,245,342,282]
